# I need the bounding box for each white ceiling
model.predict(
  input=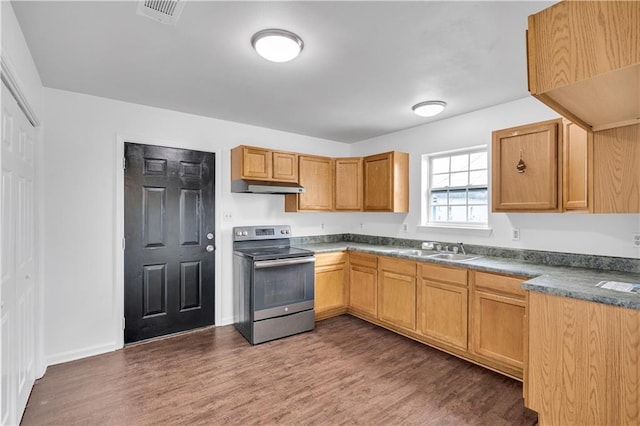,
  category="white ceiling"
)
[12,1,554,143]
